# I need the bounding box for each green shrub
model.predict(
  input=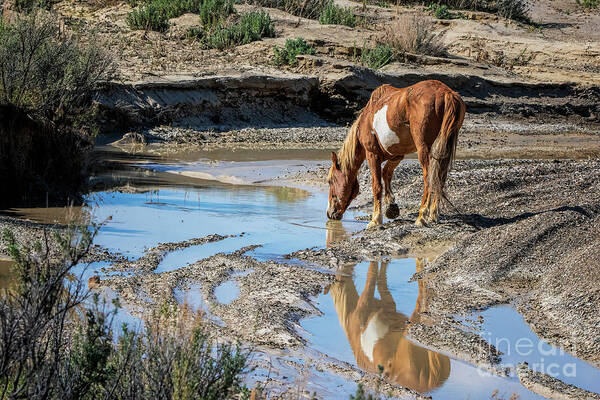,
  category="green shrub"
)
[199,0,235,28]
[318,2,357,27]
[0,12,113,127]
[577,0,598,8]
[127,0,206,31]
[428,3,453,18]
[126,1,171,31]
[243,0,328,19]
[273,37,315,66]
[14,0,56,12]
[361,44,393,69]
[201,11,275,49]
